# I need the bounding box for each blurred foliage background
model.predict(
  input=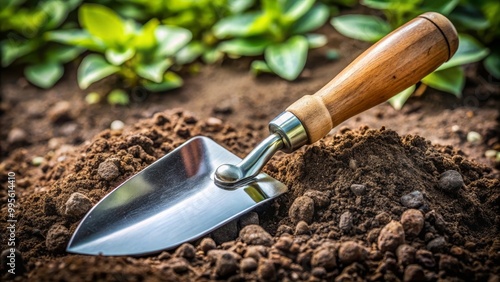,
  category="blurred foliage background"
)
[1,0,498,108]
